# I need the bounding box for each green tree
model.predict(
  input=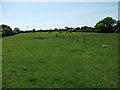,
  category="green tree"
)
[0,24,13,36]
[94,17,116,33]
[75,27,80,31]
[81,26,94,32]
[81,26,89,30]
[32,29,36,32]
[54,28,58,31]
[113,20,120,33]
[14,27,21,33]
